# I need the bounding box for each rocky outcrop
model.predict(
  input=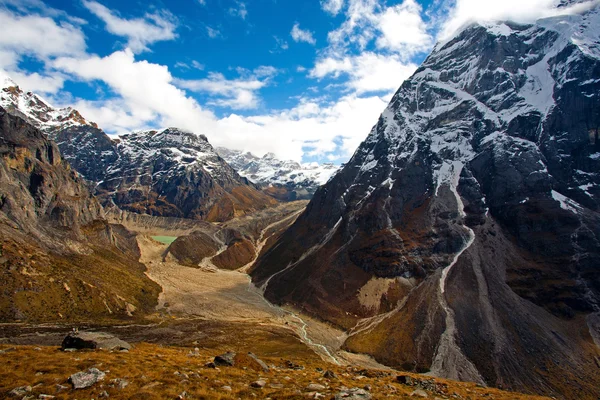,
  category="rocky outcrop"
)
[0,107,160,321]
[251,5,600,399]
